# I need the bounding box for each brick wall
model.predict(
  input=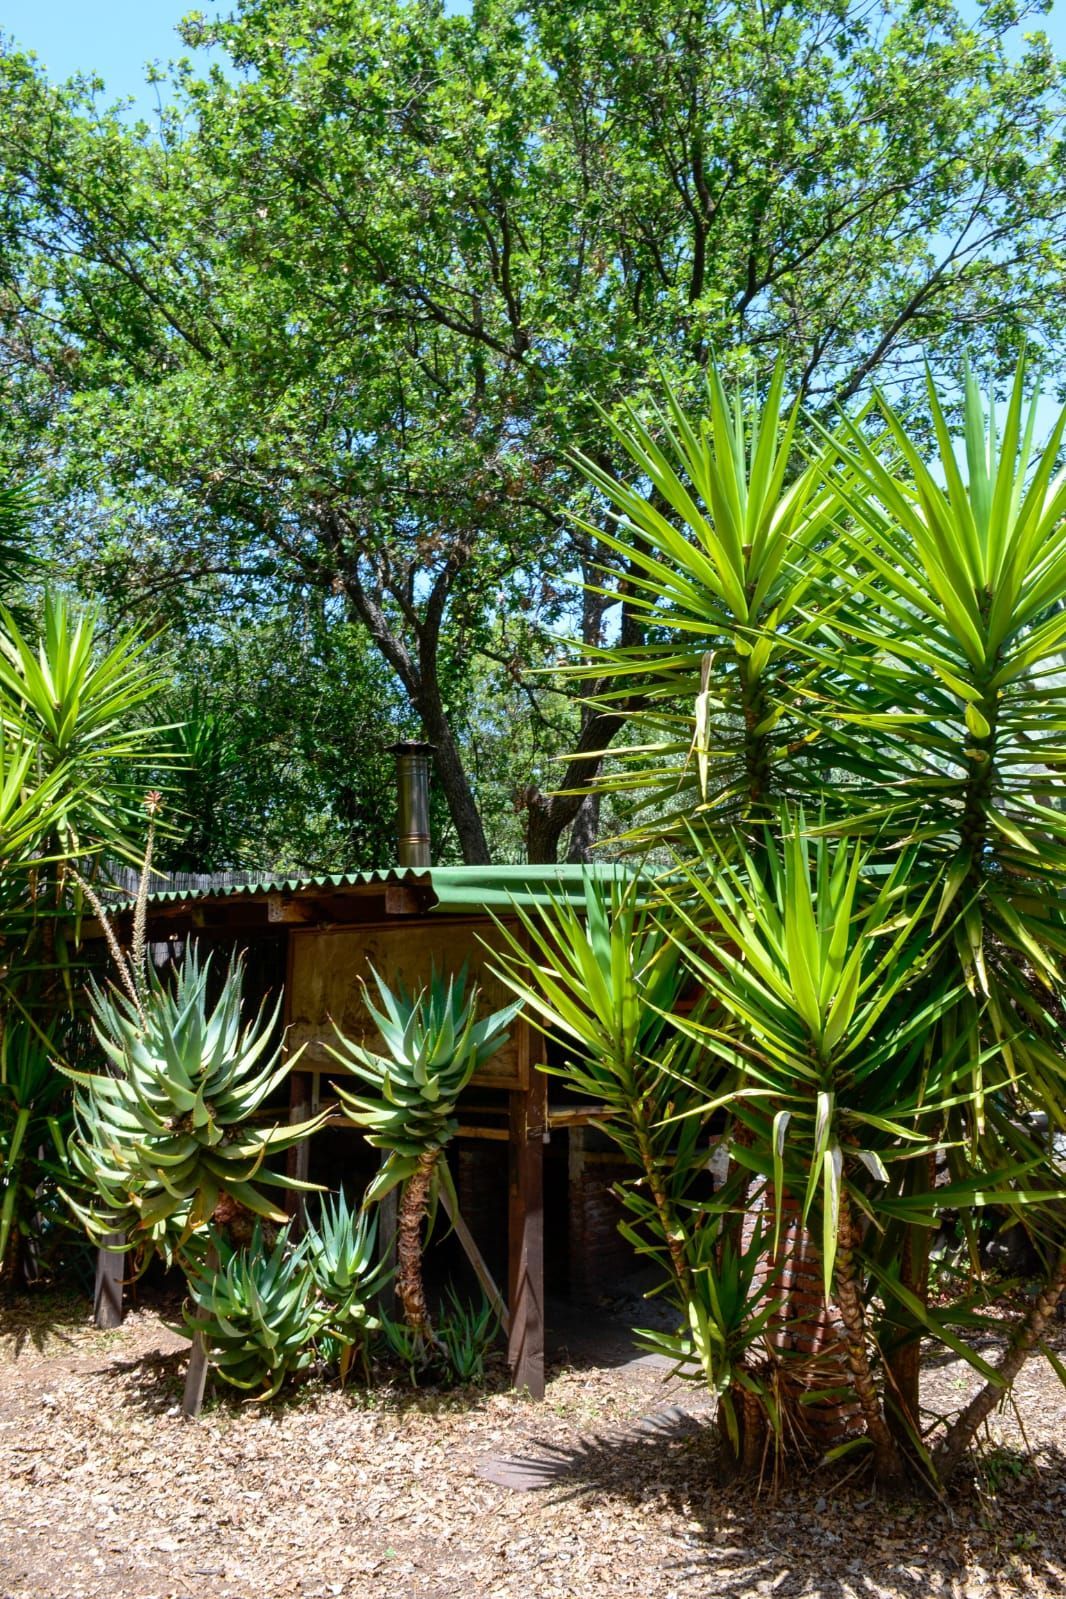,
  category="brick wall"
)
[567,1127,635,1299]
